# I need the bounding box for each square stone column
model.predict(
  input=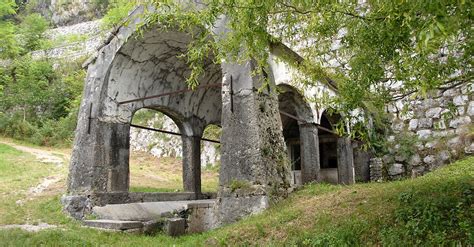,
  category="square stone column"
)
[215,60,291,225]
[337,137,355,184]
[182,135,201,196]
[68,120,130,194]
[299,123,321,183]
